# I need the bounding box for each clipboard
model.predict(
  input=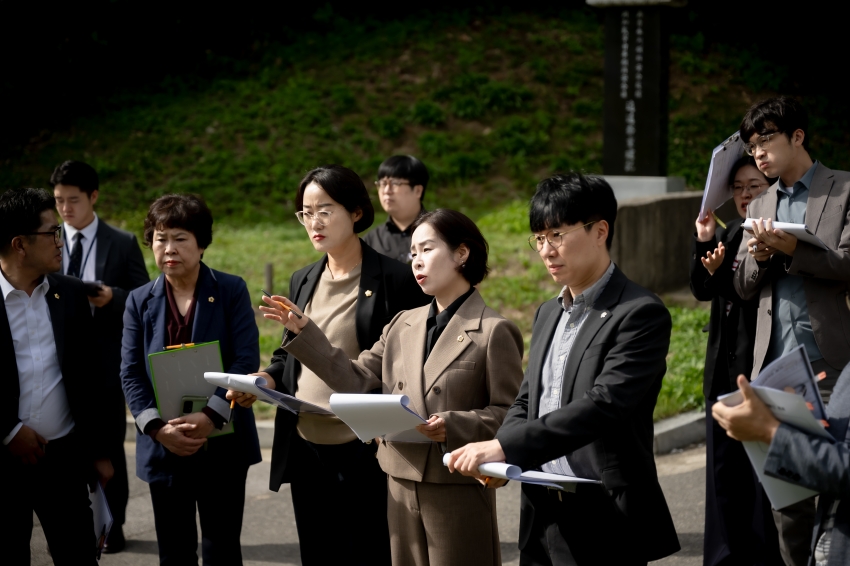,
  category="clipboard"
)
[148,341,234,437]
[699,131,745,221]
